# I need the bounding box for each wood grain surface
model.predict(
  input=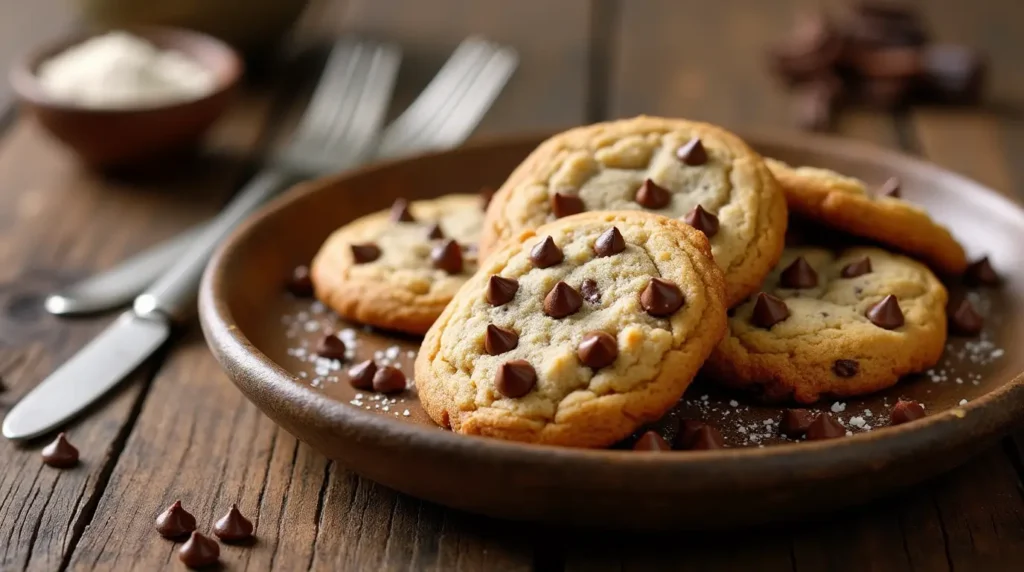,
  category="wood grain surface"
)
[1,0,1023,570]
